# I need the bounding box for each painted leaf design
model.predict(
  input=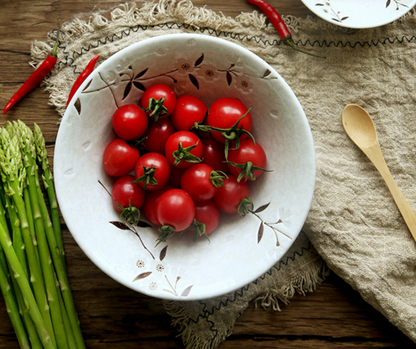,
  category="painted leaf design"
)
[133,271,152,282]
[160,245,168,261]
[386,0,391,7]
[74,98,81,115]
[123,81,132,100]
[194,54,204,67]
[315,3,325,6]
[257,222,264,243]
[189,74,199,89]
[133,81,146,91]
[109,221,130,231]
[82,79,92,92]
[341,17,349,21]
[137,221,152,228]
[226,71,232,86]
[181,285,193,297]
[135,68,149,79]
[254,202,270,214]
[262,69,271,78]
